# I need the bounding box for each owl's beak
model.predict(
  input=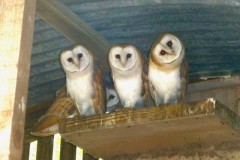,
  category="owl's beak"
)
[121,59,127,67]
[168,49,175,55]
[76,63,81,68]
[74,60,81,68]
